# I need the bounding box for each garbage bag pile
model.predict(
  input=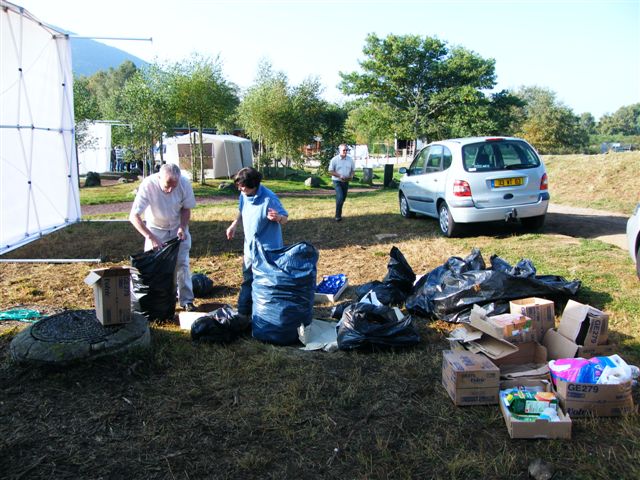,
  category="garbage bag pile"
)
[251,241,319,345]
[405,248,581,323]
[130,237,180,322]
[191,305,251,344]
[192,273,214,298]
